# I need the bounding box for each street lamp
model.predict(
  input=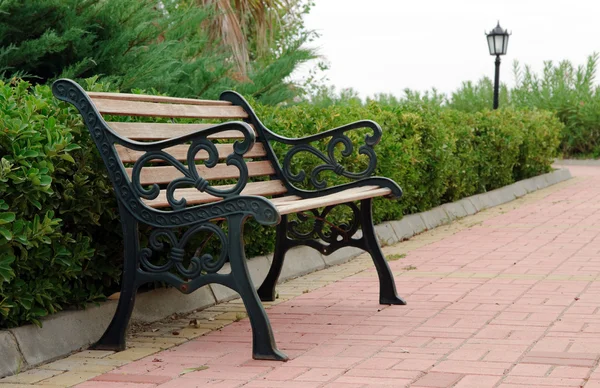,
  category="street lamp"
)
[486,21,510,109]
